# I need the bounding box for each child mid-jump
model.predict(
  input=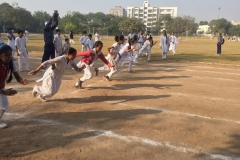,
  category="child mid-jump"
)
[74,41,114,89]
[0,44,28,128]
[96,35,124,81]
[29,47,85,102]
[15,30,30,71]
